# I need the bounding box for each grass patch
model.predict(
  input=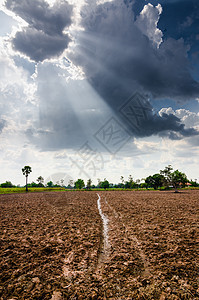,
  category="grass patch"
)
[0,187,66,194]
[0,187,198,194]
